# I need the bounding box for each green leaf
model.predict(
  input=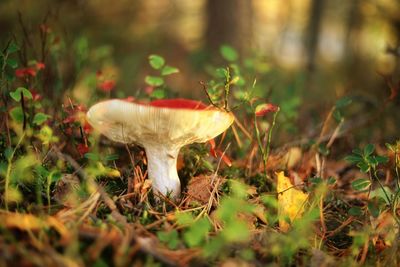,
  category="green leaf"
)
[385,143,395,152]
[183,217,211,247]
[157,230,179,249]
[104,154,119,161]
[202,236,224,258]
[4,147,13,161]
[35,165,50,180]
[221,220,250,242]
[367,197,385,218]
[0,161,7,177]
[335,97,352,109]
[201,159,214,172]
[318,144,330,156]
[49,171,62,183]
[348,206,363,216]
[327,176,337,185]
[84,153,100,161]
[351,178,371,191]
[9,107,24,123]
[148,54,165,69]
[375,156,389,164]
[261,194,278,209]
[37,125,59,145]
[150,88,165,99]
[10,87,32,102]
[309,177,323,185]
[344,154,362,164]
[364,144,375,156]
[7,42,19,54]
[6,58,18,68]
[176,212,195,226]
[352,148,363,155]
[215,67,228,78]
[370,186,393,205]
[33,113,50,125]
[357,161,370,173]
[161,65,179,76]
[220,45,238,61]
[145,76,164,87]
[332,109,342,122]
